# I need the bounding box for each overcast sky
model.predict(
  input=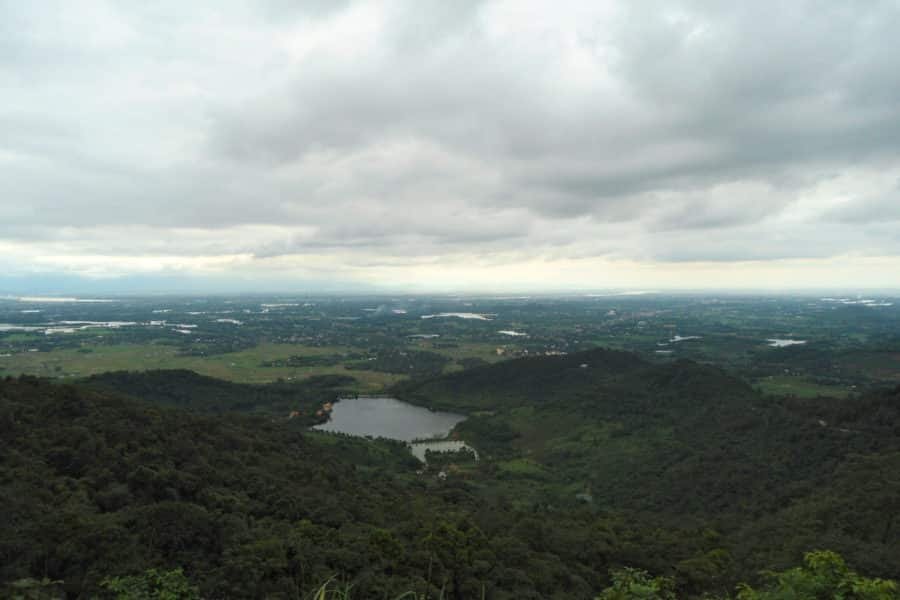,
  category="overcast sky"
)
[2,0,900,292]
